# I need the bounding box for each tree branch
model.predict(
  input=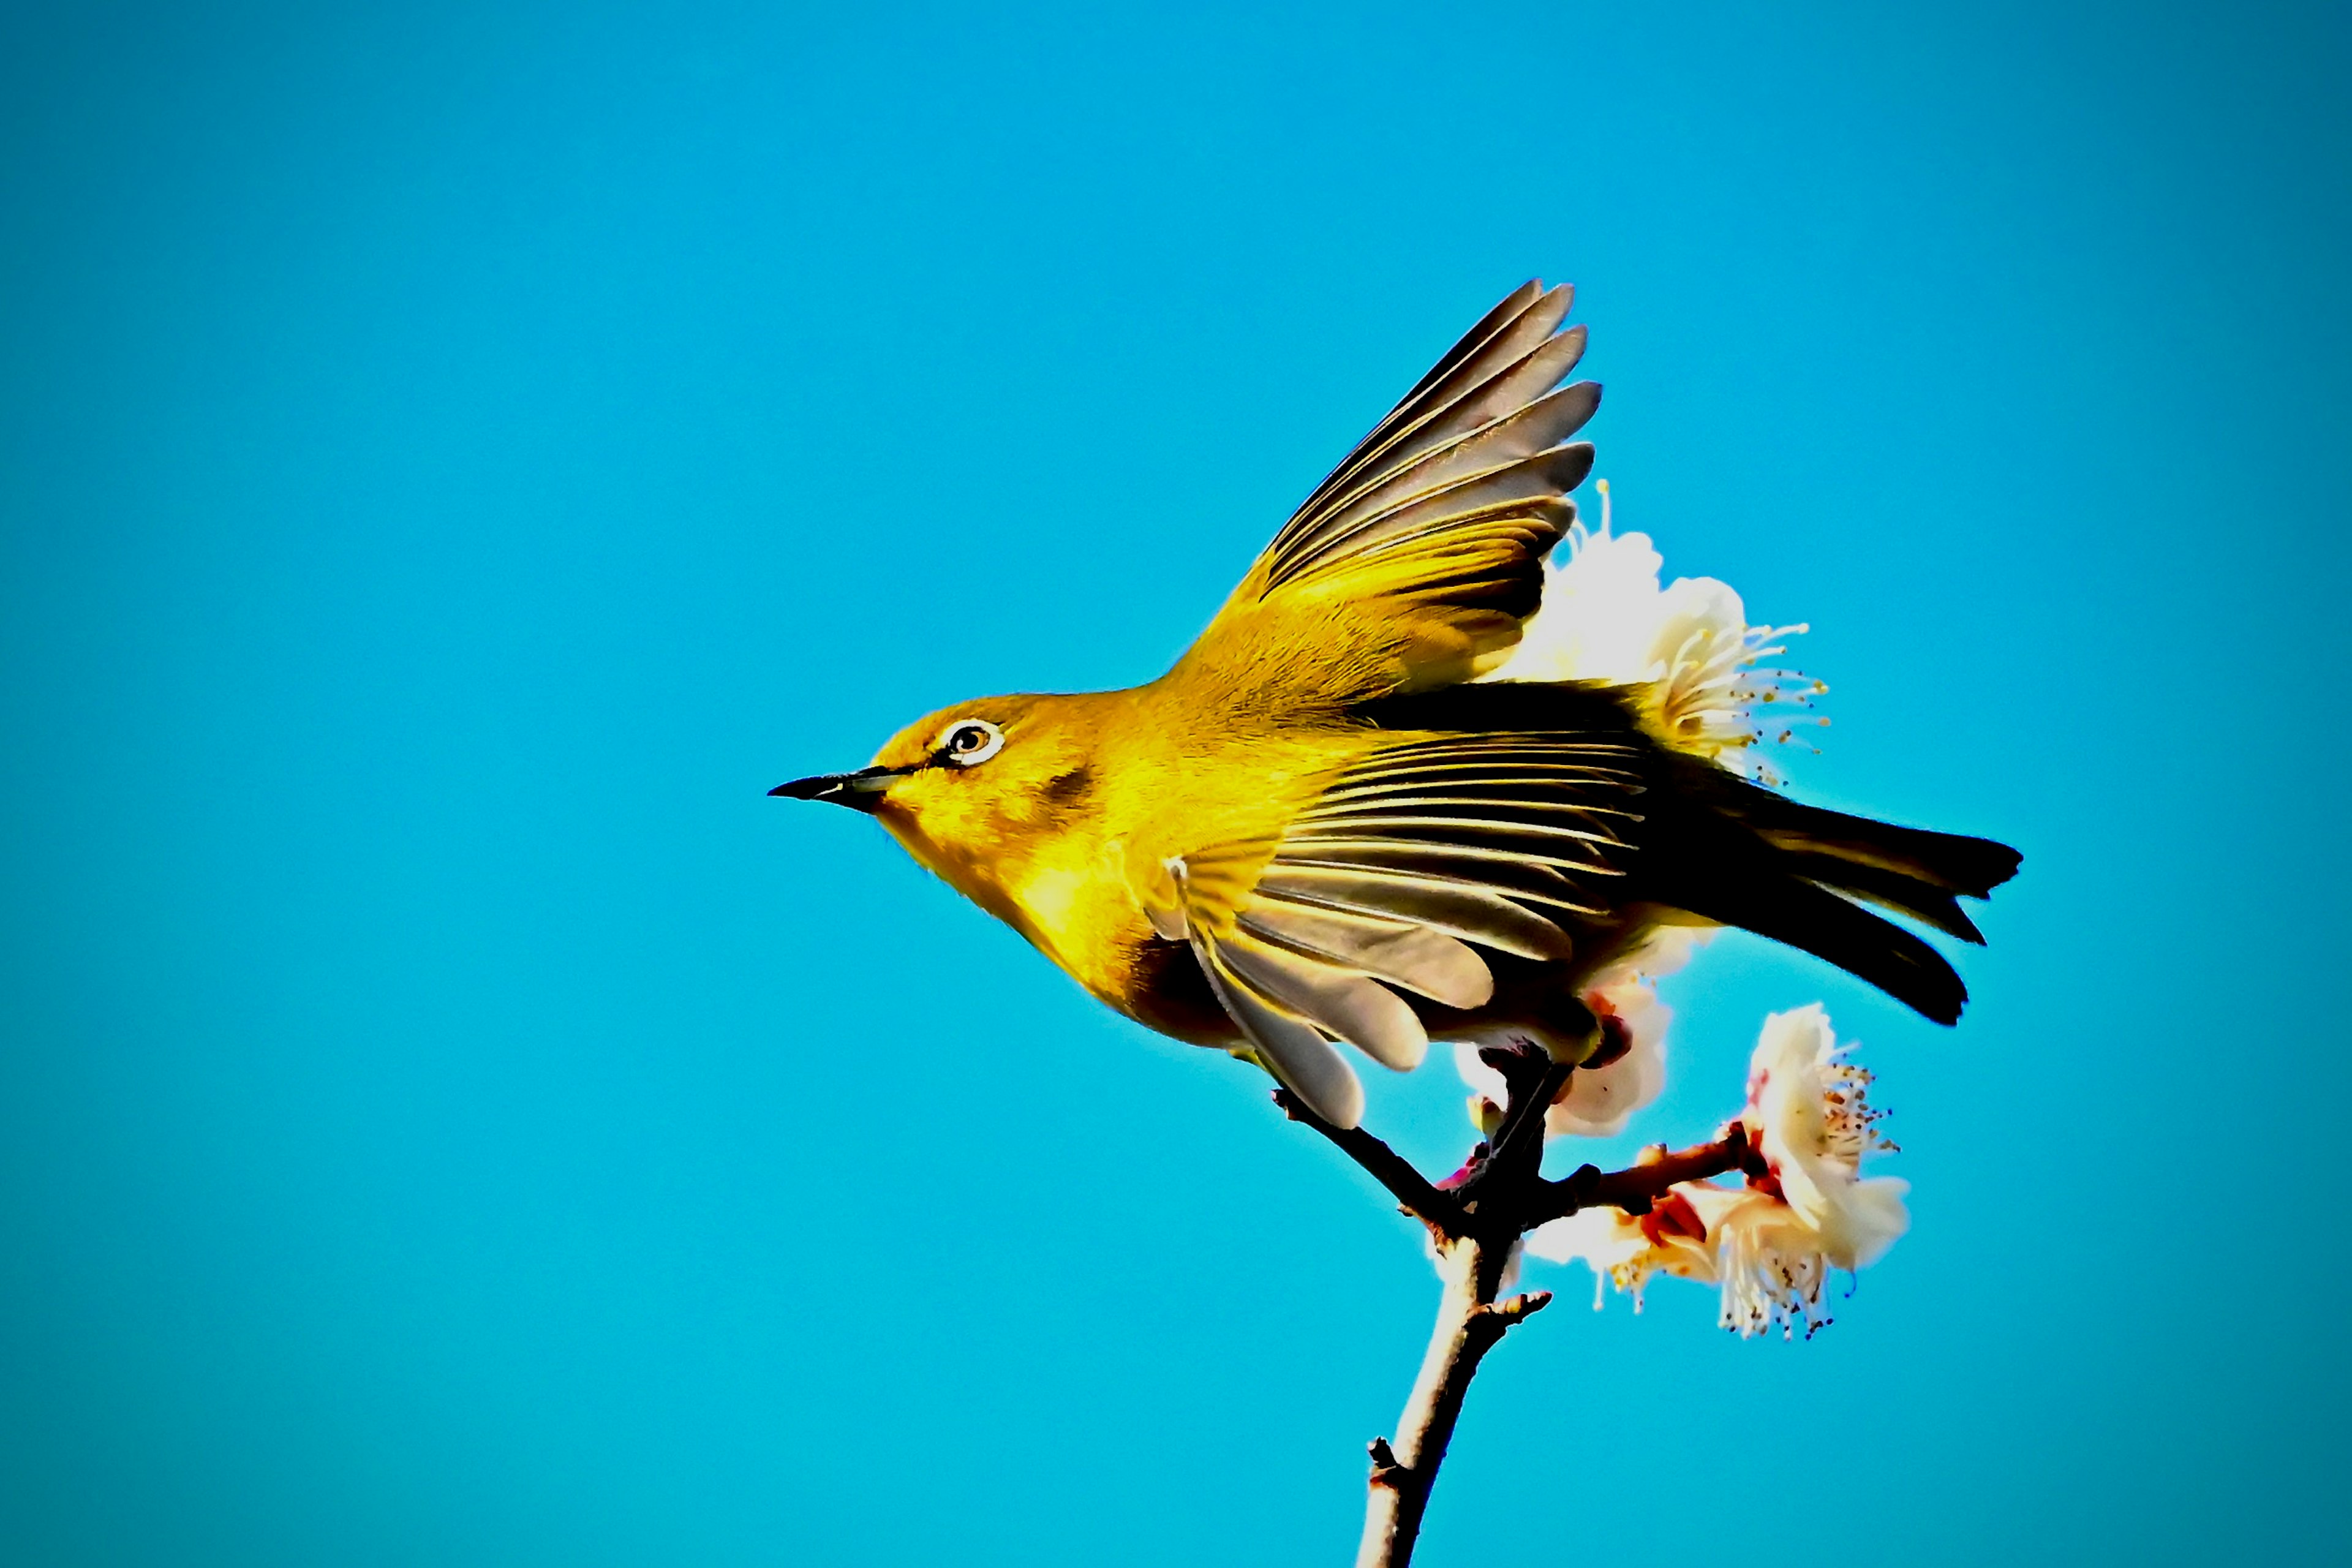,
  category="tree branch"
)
[1357,1232,1549,1568]
[1522,1122,1765,1229]
[1268,1047,1768,1567]
[1272,1088,1468,1237]
[1340,1041,1562,1568]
